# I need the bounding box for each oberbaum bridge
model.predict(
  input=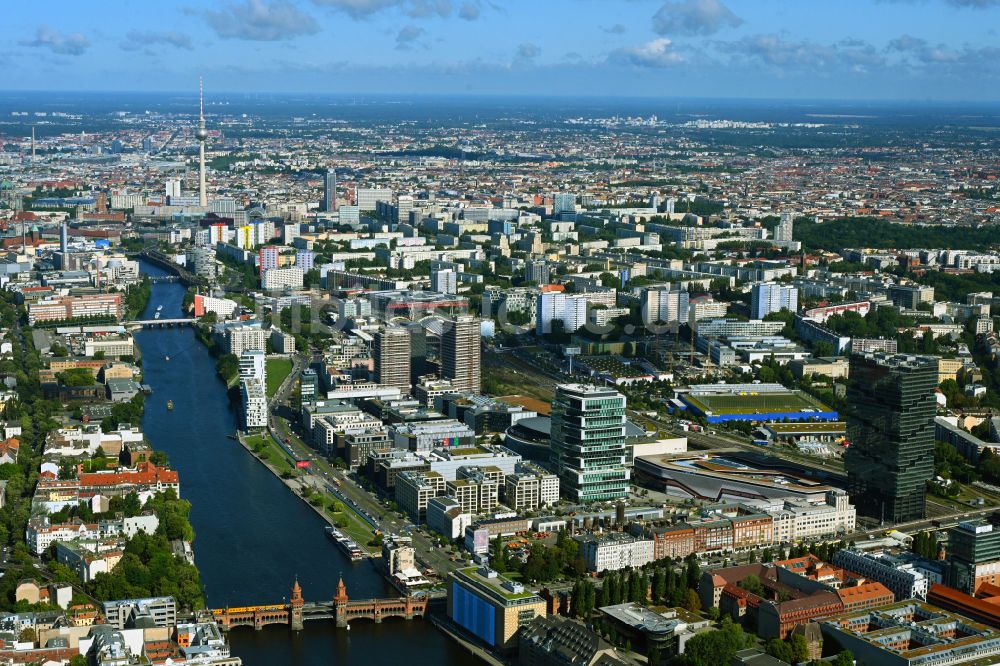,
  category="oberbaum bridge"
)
[200,577,428,631]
